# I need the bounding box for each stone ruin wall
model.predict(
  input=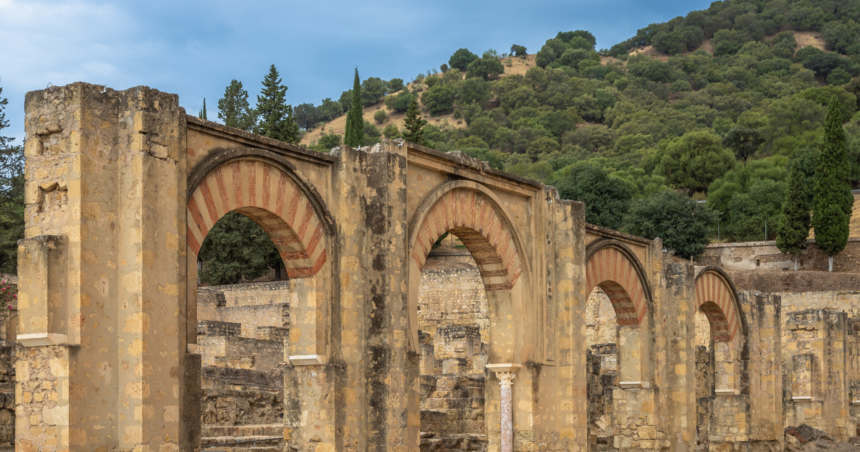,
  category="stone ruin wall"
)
[195,281,292,451]
[2,250,860,450]
[416,251,490,452]
[415,255,860,449]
